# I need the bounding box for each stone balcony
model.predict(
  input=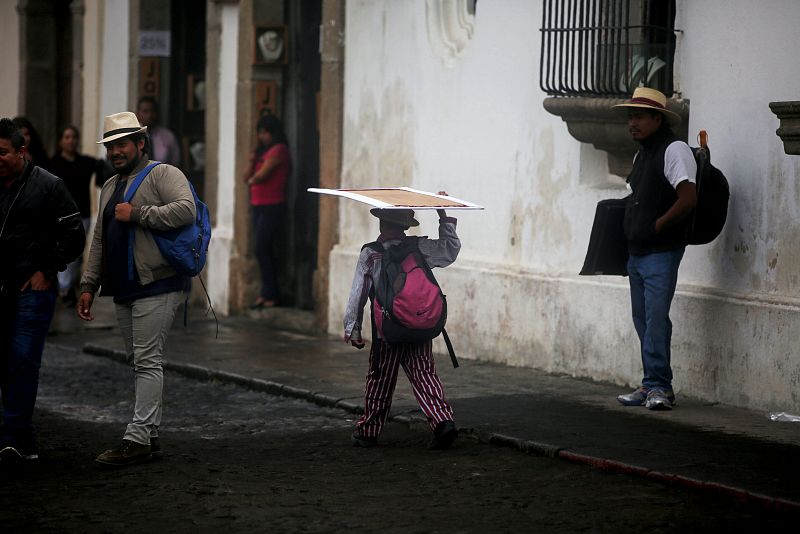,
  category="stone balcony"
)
[543,96,690,177]
[769,101,800,155]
